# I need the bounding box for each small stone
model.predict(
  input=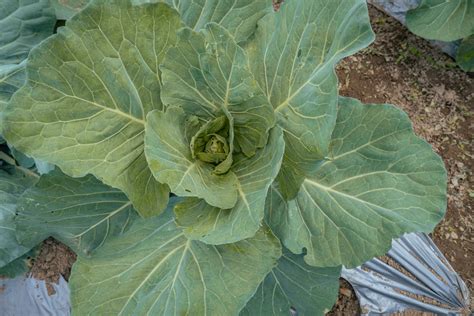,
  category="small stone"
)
[450,232,459,240]
[340,288,352,298]
[45,252,55,262]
